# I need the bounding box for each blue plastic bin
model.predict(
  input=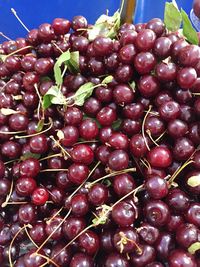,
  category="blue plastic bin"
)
[0,0,194,43]
[0,0,120,43]
[134,0,192,23]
